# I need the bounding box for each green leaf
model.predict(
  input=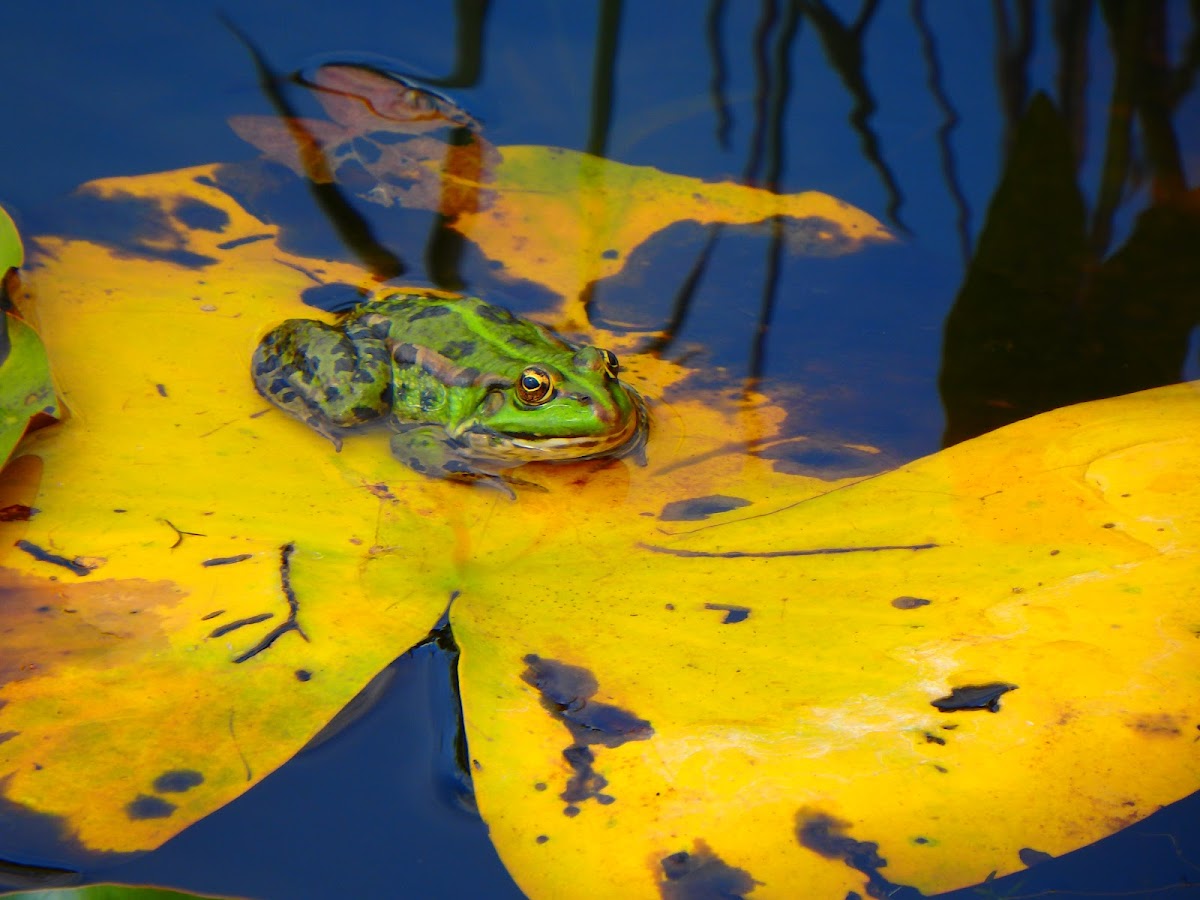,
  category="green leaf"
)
[2,885,233,899]
[0,205,22,271]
